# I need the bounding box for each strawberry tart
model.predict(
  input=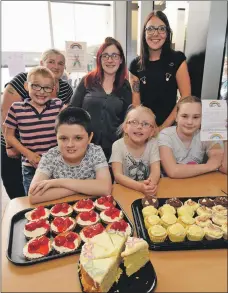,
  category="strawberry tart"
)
[23,235,51,259]
[100,207,124,224]
[94,195,116,211]
[24,219,50,239]
[51,217,76,234]
[25,206,50,221]
[76,210,100,227]
[73,199,95,213]
[106,219,132,236]
[80,223,105,242]
[50,203,73,217]
[52,232,81,253]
